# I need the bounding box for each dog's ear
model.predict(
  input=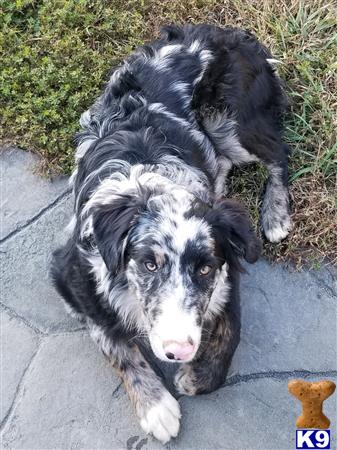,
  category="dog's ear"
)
[205,198,261,271]
[92,193,145,274]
